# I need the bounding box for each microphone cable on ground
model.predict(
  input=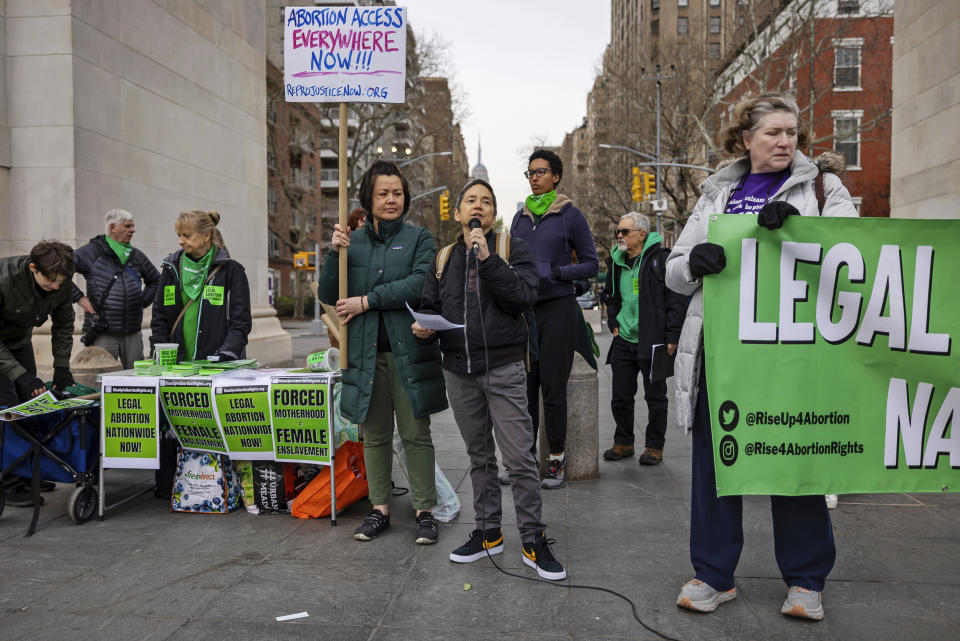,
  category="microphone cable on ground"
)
[463,246,683,641]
